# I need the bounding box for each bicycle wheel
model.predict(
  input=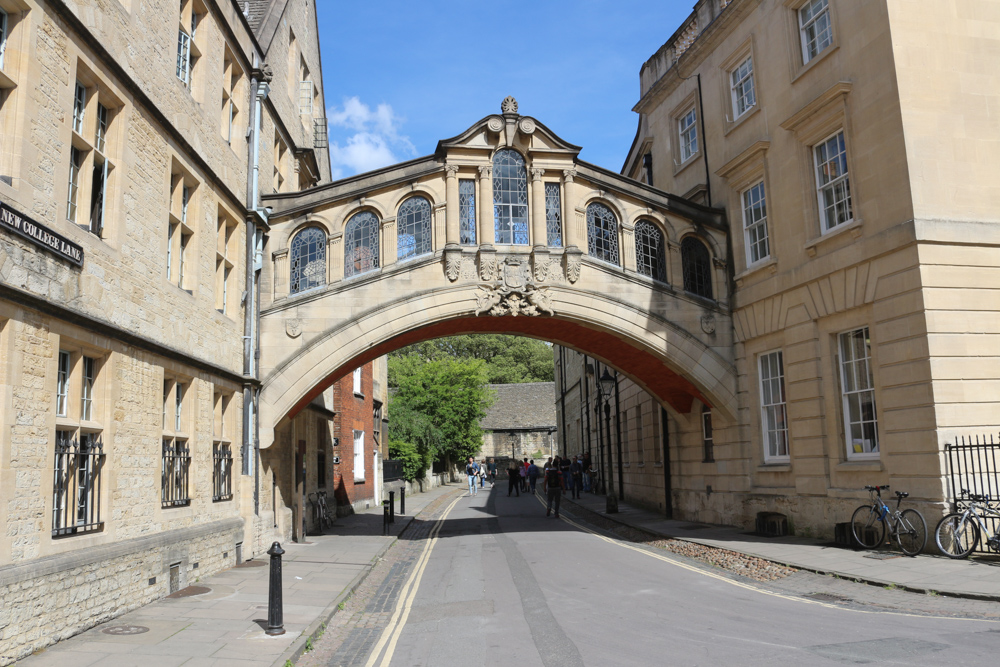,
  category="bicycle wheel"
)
[935,512,979,559]
[894,509,927,556]
[851,505,885,549]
